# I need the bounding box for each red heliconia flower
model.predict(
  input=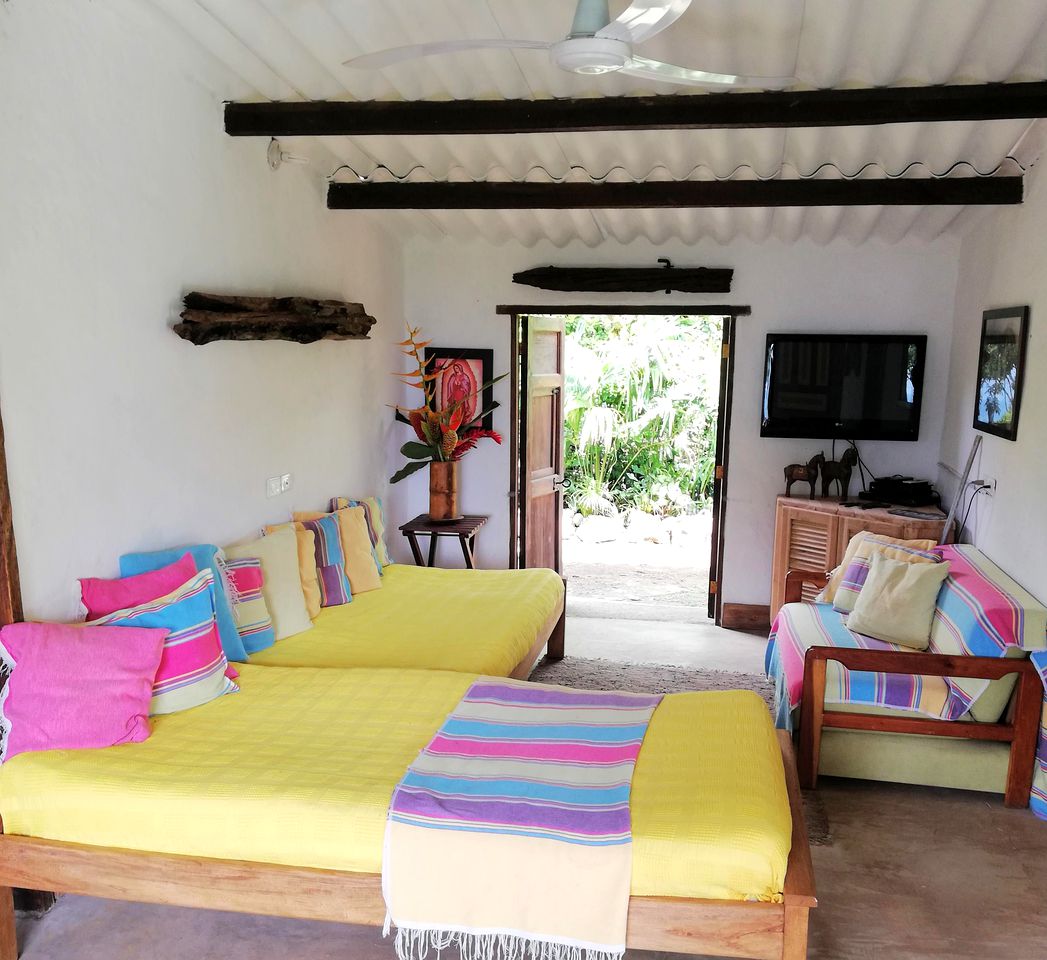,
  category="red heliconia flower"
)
[408,410,426,443]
